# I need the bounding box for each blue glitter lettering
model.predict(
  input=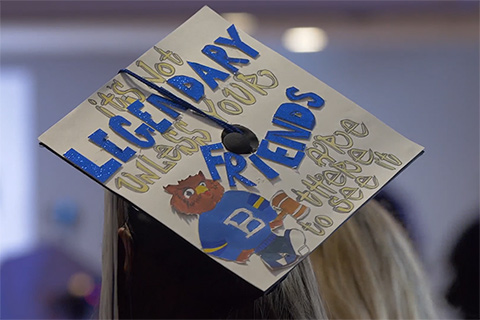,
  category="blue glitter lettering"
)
[166,75,205,102]
[256,139,305,168]
[147,94,182,118]
[248,154,279,179]
[127,100,172,133]
[274,103,315,130]
[109,115,155,148]
[224,152,255,187]
[200,143,225,180]
[214,24,259,58]
[88,129,136,162]
[187,61,230,90]
[286,86,325,108]
[64,148,121,183]
[202,45,249,74]
[265,118,311,151]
